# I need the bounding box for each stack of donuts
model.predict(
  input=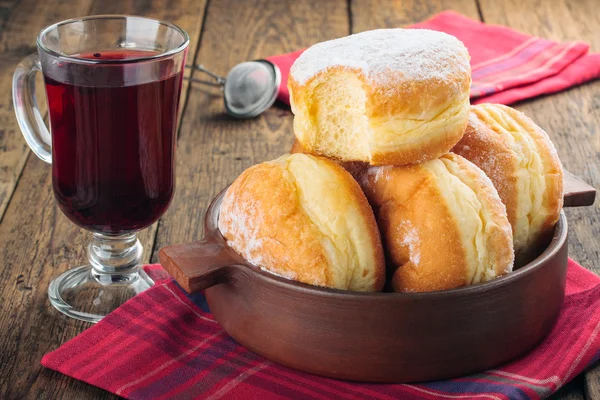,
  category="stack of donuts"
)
[218,29,564,293]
